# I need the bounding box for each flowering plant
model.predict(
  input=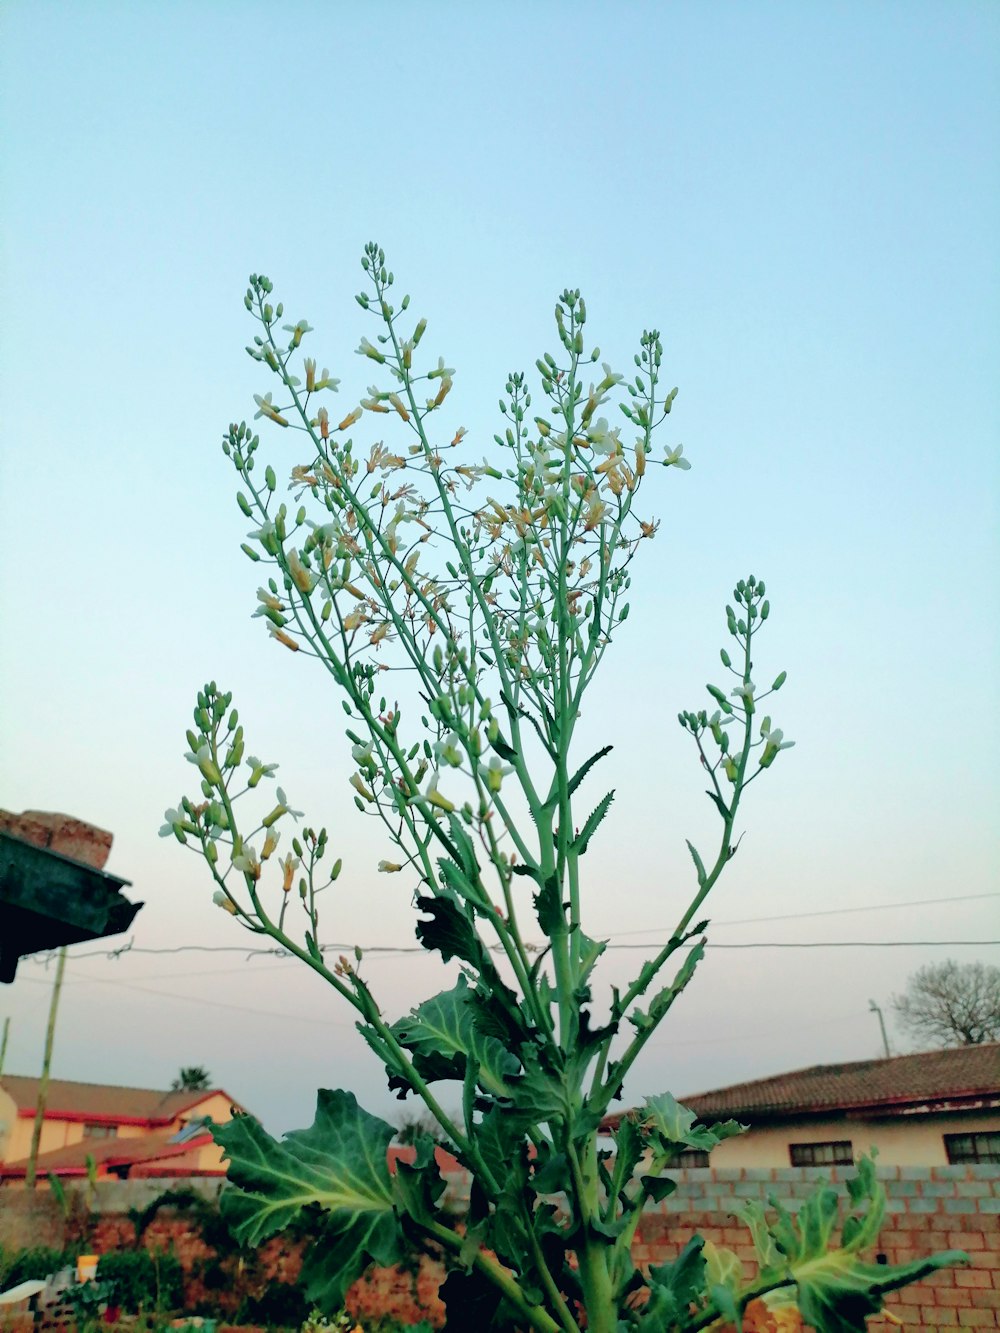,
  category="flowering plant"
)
[165,245,962,1332]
